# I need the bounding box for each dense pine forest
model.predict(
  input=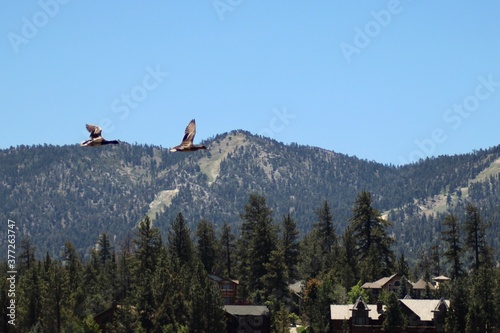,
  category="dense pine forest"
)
[1,193,499,332]
[1,131,500,332]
